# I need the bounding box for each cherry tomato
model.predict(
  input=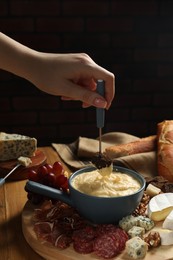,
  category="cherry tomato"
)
[28,169,38,182]
[44,163,53,173]
[53,161,64,175]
